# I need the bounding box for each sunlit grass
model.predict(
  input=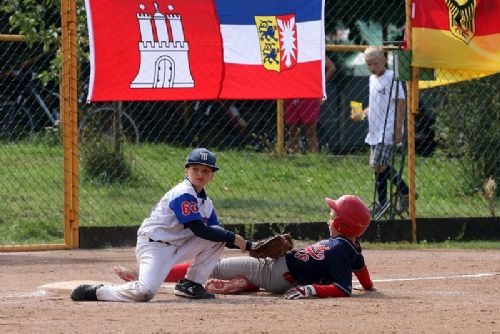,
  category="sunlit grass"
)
[0,142,498,244]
